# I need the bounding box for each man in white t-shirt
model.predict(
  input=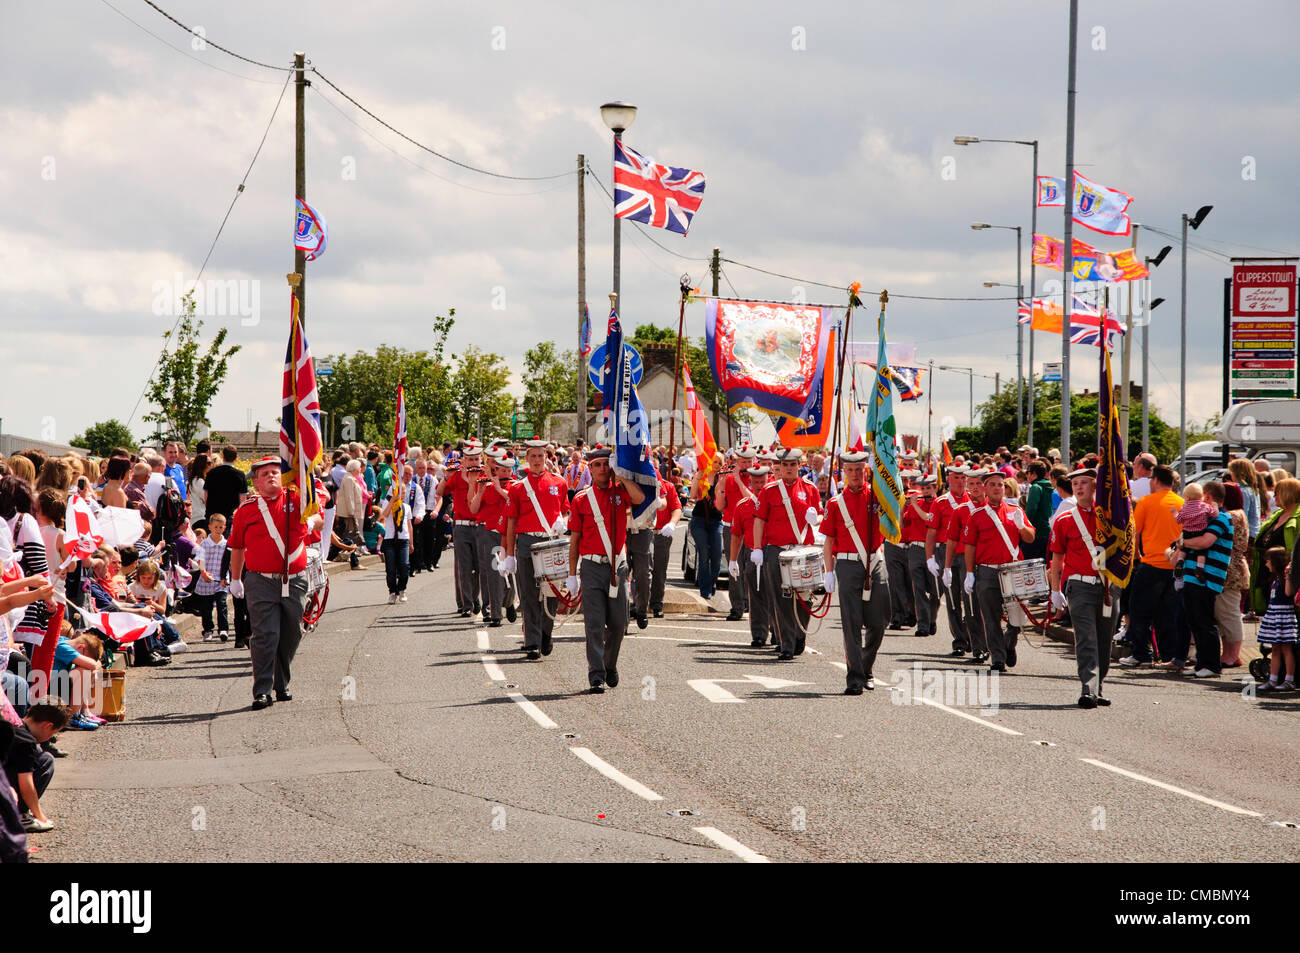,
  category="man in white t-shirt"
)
[676,449,697,481]
[144,453,169,511]
[1129,452,1157,501]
